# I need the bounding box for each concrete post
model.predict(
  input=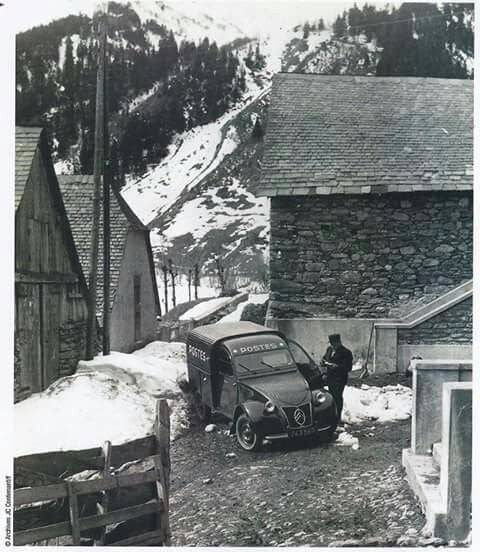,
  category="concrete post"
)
[411,360,472,454]
[440,382,472,542]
